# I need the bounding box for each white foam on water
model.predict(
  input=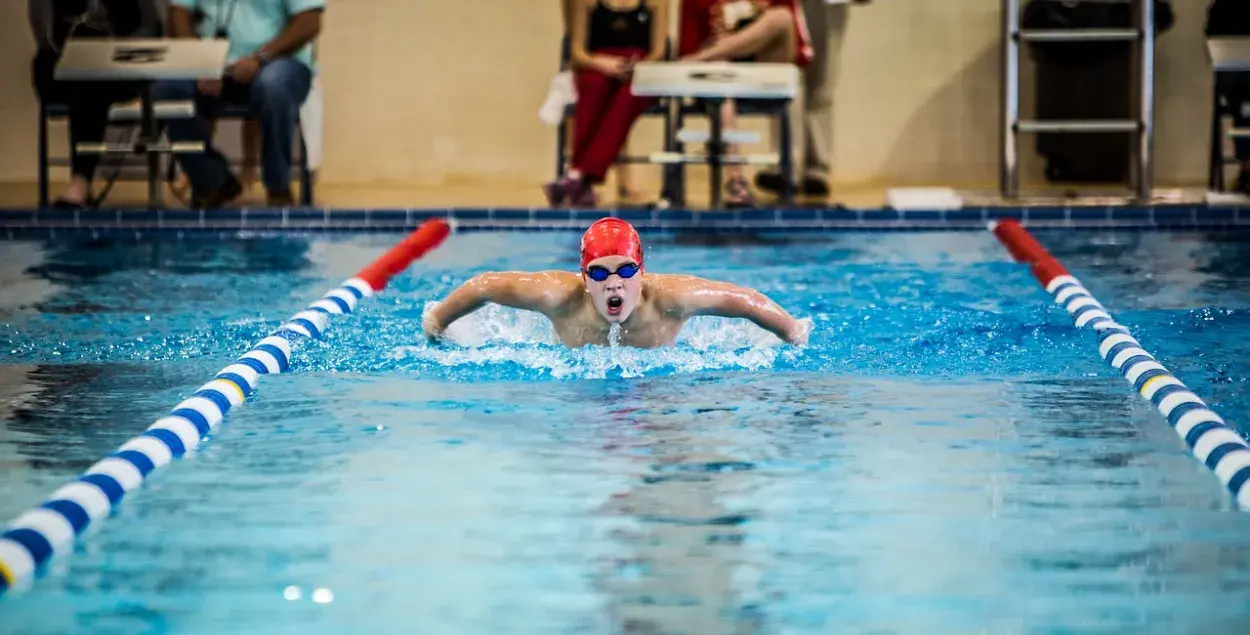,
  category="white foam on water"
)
[386,302,810,379]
